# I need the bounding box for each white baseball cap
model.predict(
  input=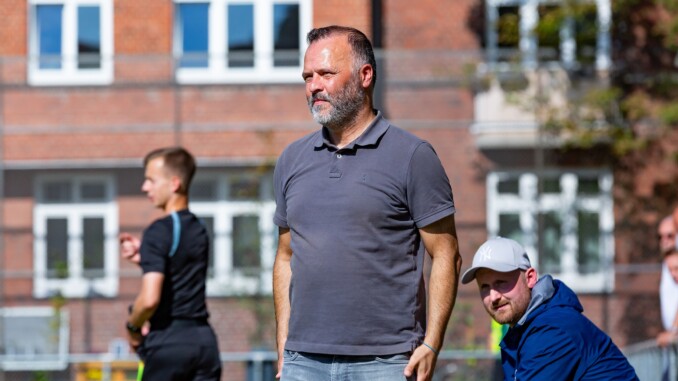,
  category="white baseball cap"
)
[461,237,532,284]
